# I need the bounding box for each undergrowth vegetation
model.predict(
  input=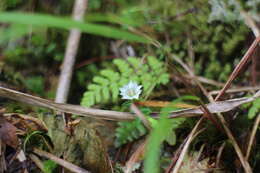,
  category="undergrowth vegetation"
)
[80,56,169,107]
[0,0,260,173]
